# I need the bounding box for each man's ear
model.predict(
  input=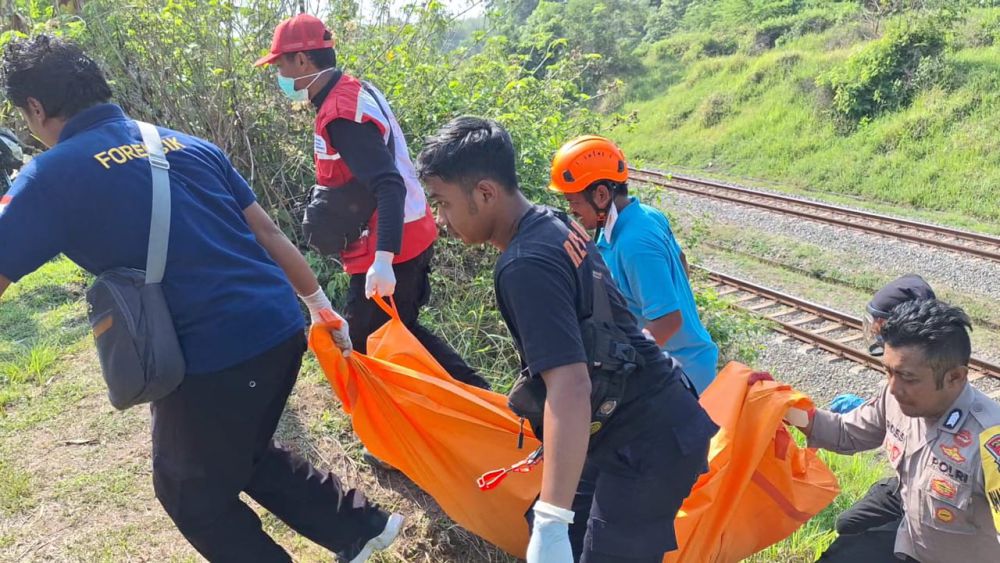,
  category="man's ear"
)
[476,178,502,205]
[945,365,968,388]
[593,183,612,207]
[25,97,46,120]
